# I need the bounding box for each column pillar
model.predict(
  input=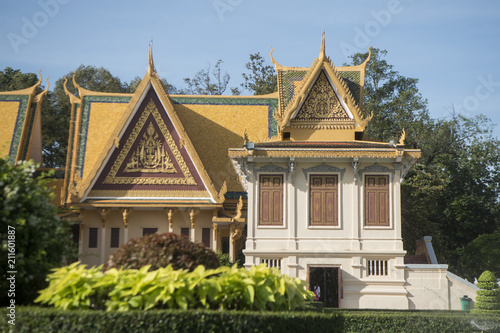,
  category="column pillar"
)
[120,208,133,245]
[393,163,403,250]
[165,208,177,233]
[288,158,296,250]
[189,208,200,243]
[77,209,85,260]
[212,223,218,252]
[351,159,361,250]
[99,208,110,264]
[230,222,243,262]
